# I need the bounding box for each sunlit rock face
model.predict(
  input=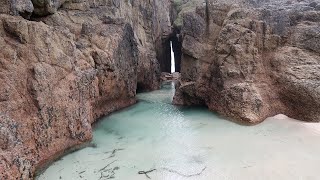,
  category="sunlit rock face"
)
[0,0,172,179]
[173,0,320,124]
